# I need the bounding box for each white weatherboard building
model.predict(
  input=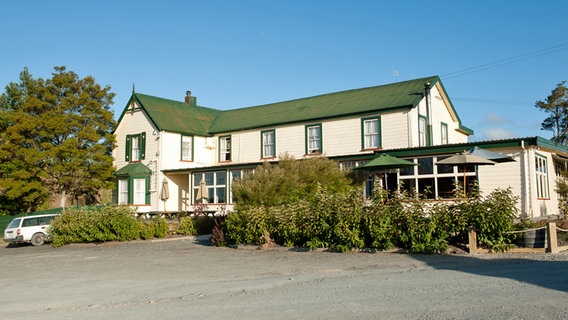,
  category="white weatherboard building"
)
[112,76,568,218]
